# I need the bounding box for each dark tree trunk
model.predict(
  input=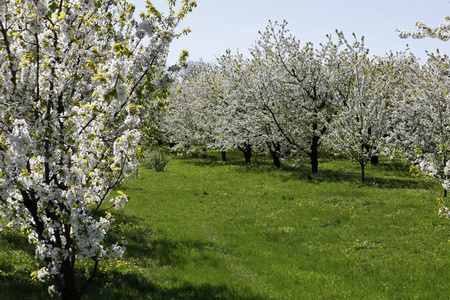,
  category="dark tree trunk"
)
[244,145,252,163]
[169,142,176,153]
[238,144,252,164]
[268,142,281,168]
[444,159,448,198]
[360,161,365,183]
[371,155,379,165]
[202,146,206,158]
[60,288,81,300]
[271,151,281,168]
[59,259,81,300]
[365,126,379,166]
[221,150,227,162]
[22,191,81,300]
[310,135,319,174]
